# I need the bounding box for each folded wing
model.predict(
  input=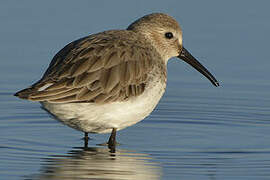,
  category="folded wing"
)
[15,30,154,103]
